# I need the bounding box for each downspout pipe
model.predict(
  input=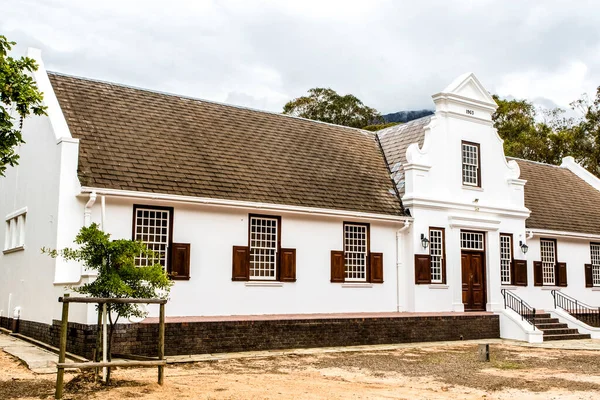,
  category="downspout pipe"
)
[100,195,106,231]
[84,191,97,227]
[396,220,412,312]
